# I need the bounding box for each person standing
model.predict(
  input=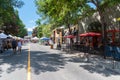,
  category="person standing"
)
[12,39,17,54]
[49,38,54,49]
[17,40,22,54]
